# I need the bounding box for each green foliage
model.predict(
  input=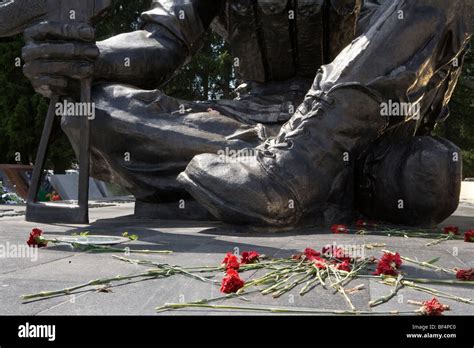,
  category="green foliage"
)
[95,0,152,39]
[164,32,235,101]
[0,36,75,172]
